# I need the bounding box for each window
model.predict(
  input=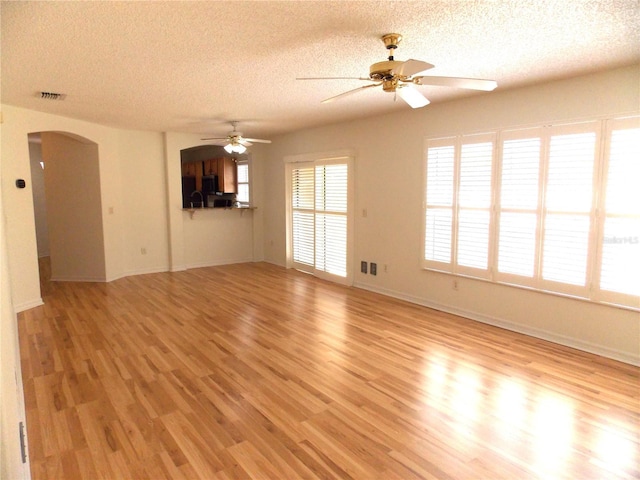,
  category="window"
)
[423,133,495,279]
[423,116,640,310]
[595,117,640,306]
[287,156,353,285]
[236,161,250,205]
